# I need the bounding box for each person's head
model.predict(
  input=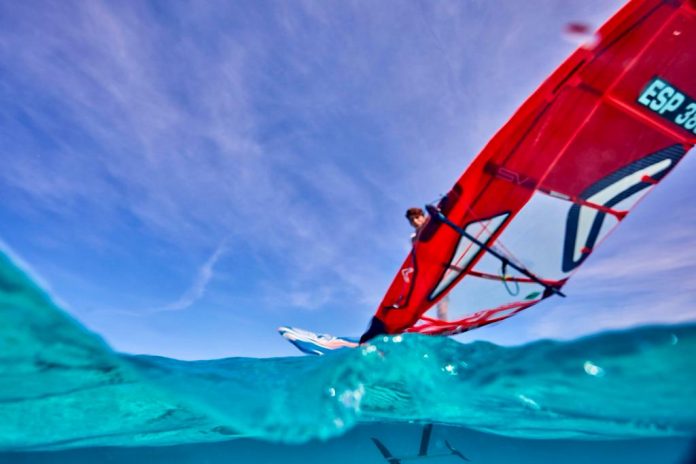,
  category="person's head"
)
[405,207,426,229]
